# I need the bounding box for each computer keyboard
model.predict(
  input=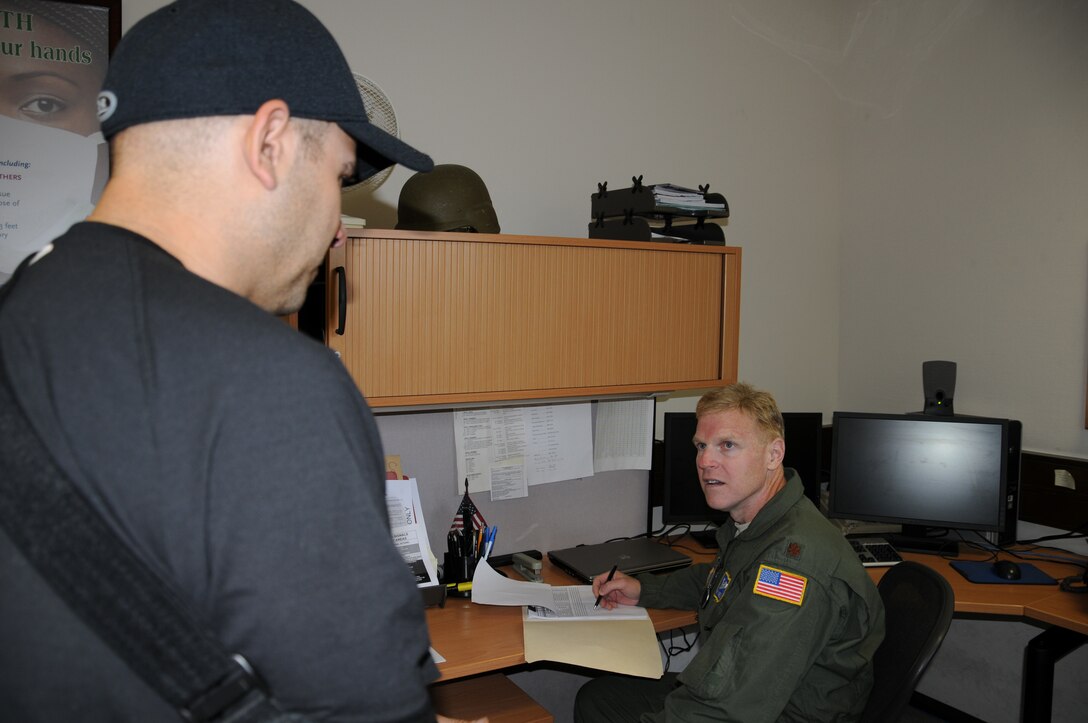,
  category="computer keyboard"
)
[849,537,903,567]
